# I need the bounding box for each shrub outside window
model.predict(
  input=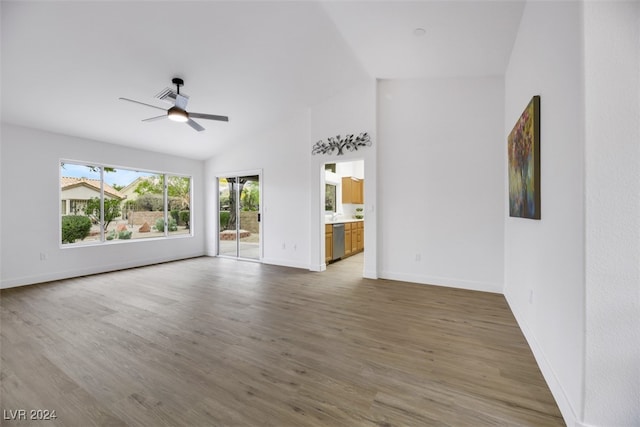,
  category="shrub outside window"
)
[60,161,192,245]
